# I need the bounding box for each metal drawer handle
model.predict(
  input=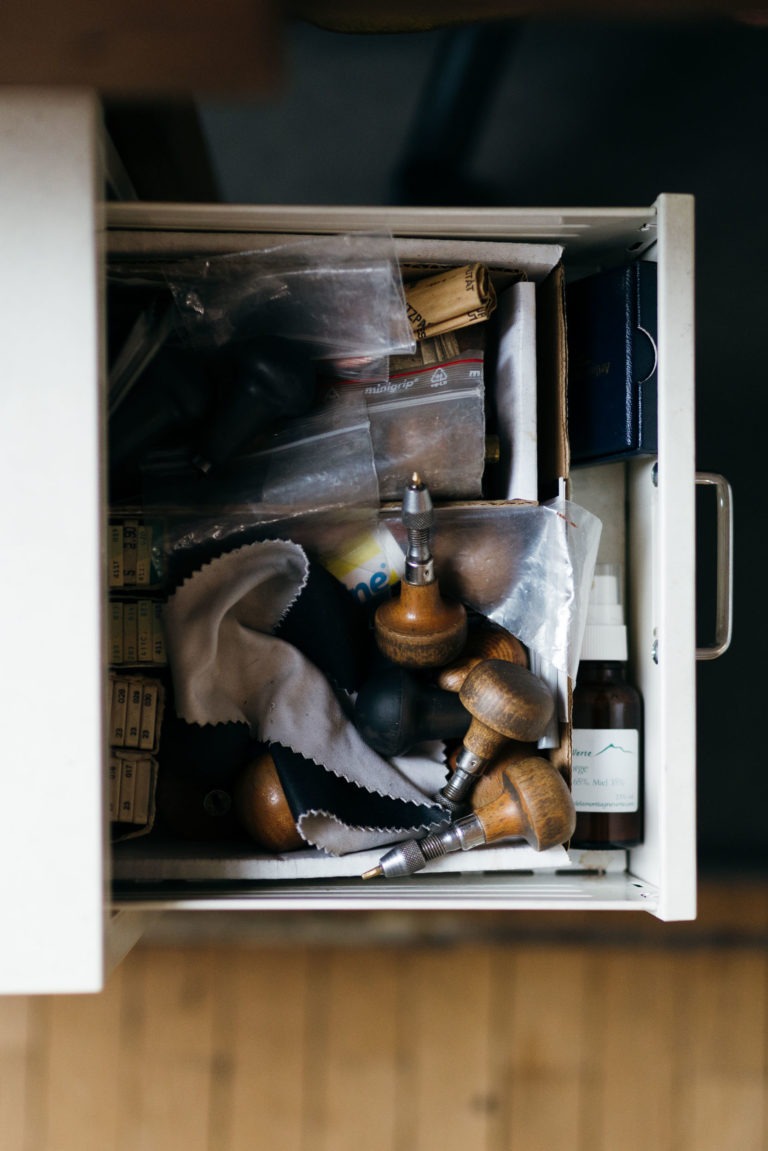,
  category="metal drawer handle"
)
[696,471,733,660]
